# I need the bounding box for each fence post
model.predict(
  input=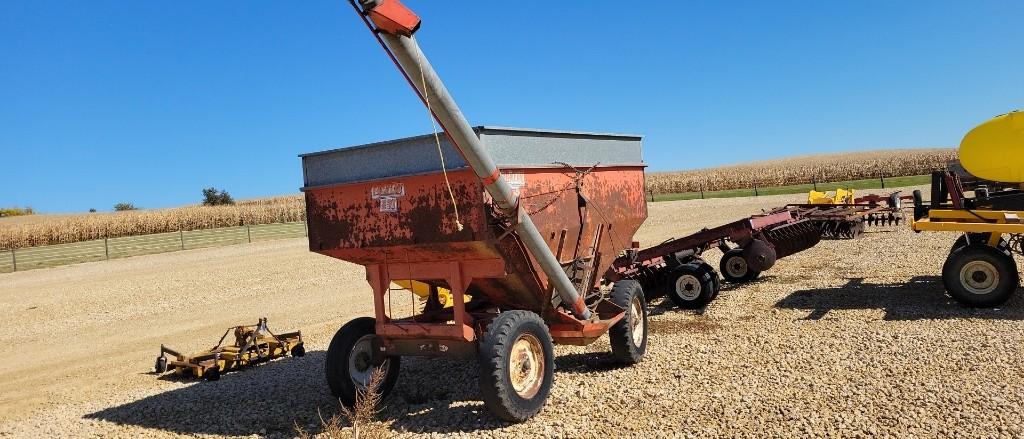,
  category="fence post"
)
[9,249,15,272]
[880,173,885,189]
[304,221,308,237]
[180,230,185,250]
[104,238,109,260]
[246,225,252,243]
[812,176,817,191]
[753,180,759,196]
